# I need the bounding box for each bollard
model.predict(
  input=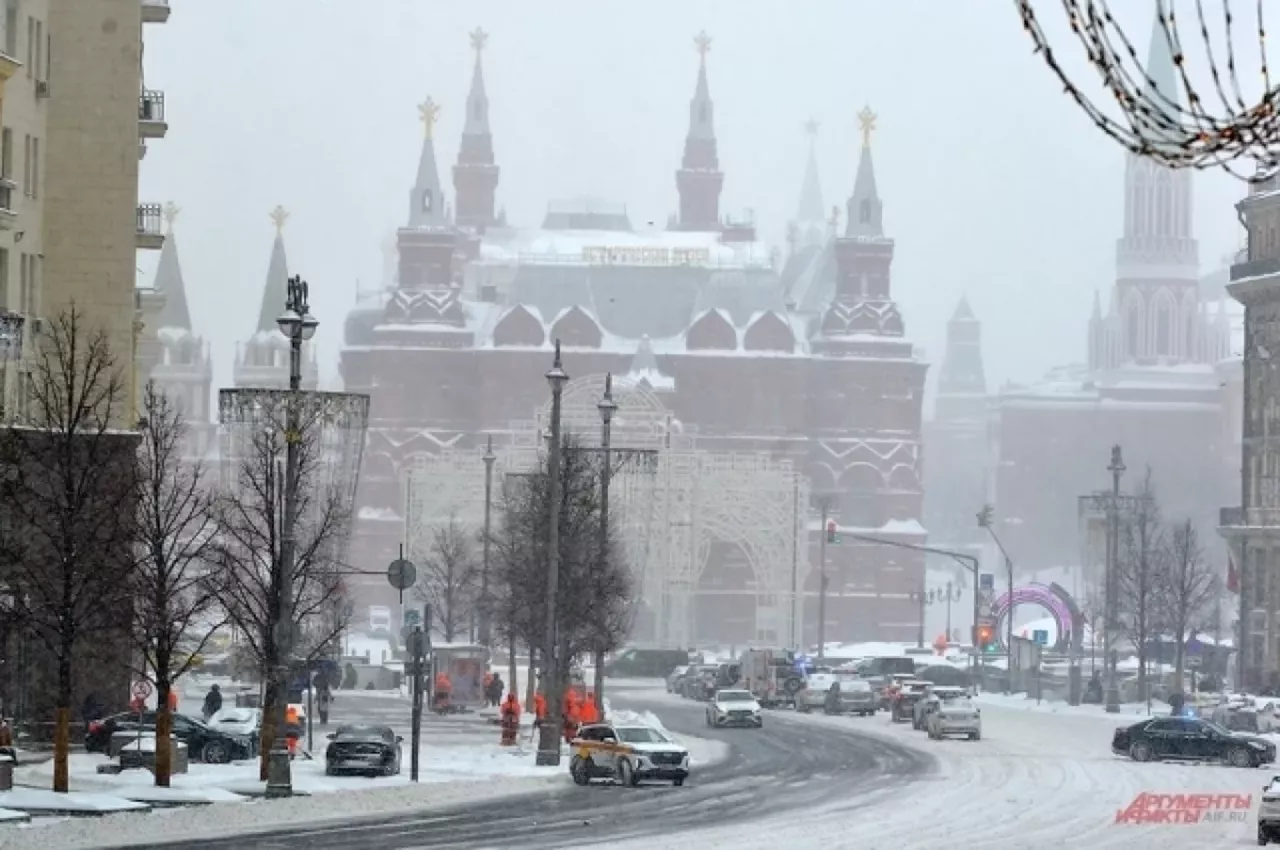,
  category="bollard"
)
[0,747,16,791]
